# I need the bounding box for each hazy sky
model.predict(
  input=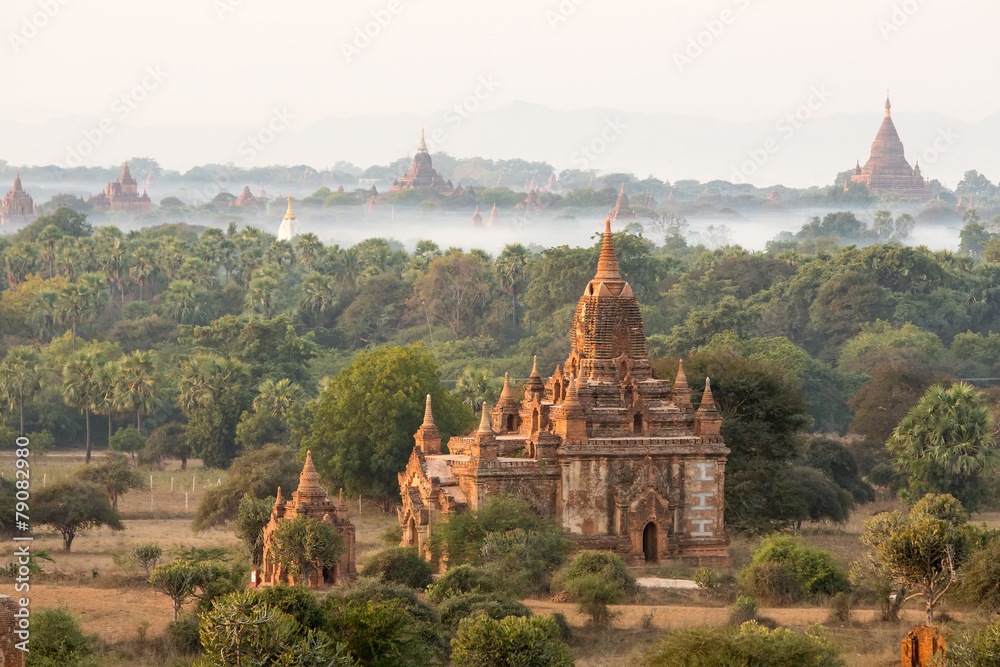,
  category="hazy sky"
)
[2,0,996,129]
